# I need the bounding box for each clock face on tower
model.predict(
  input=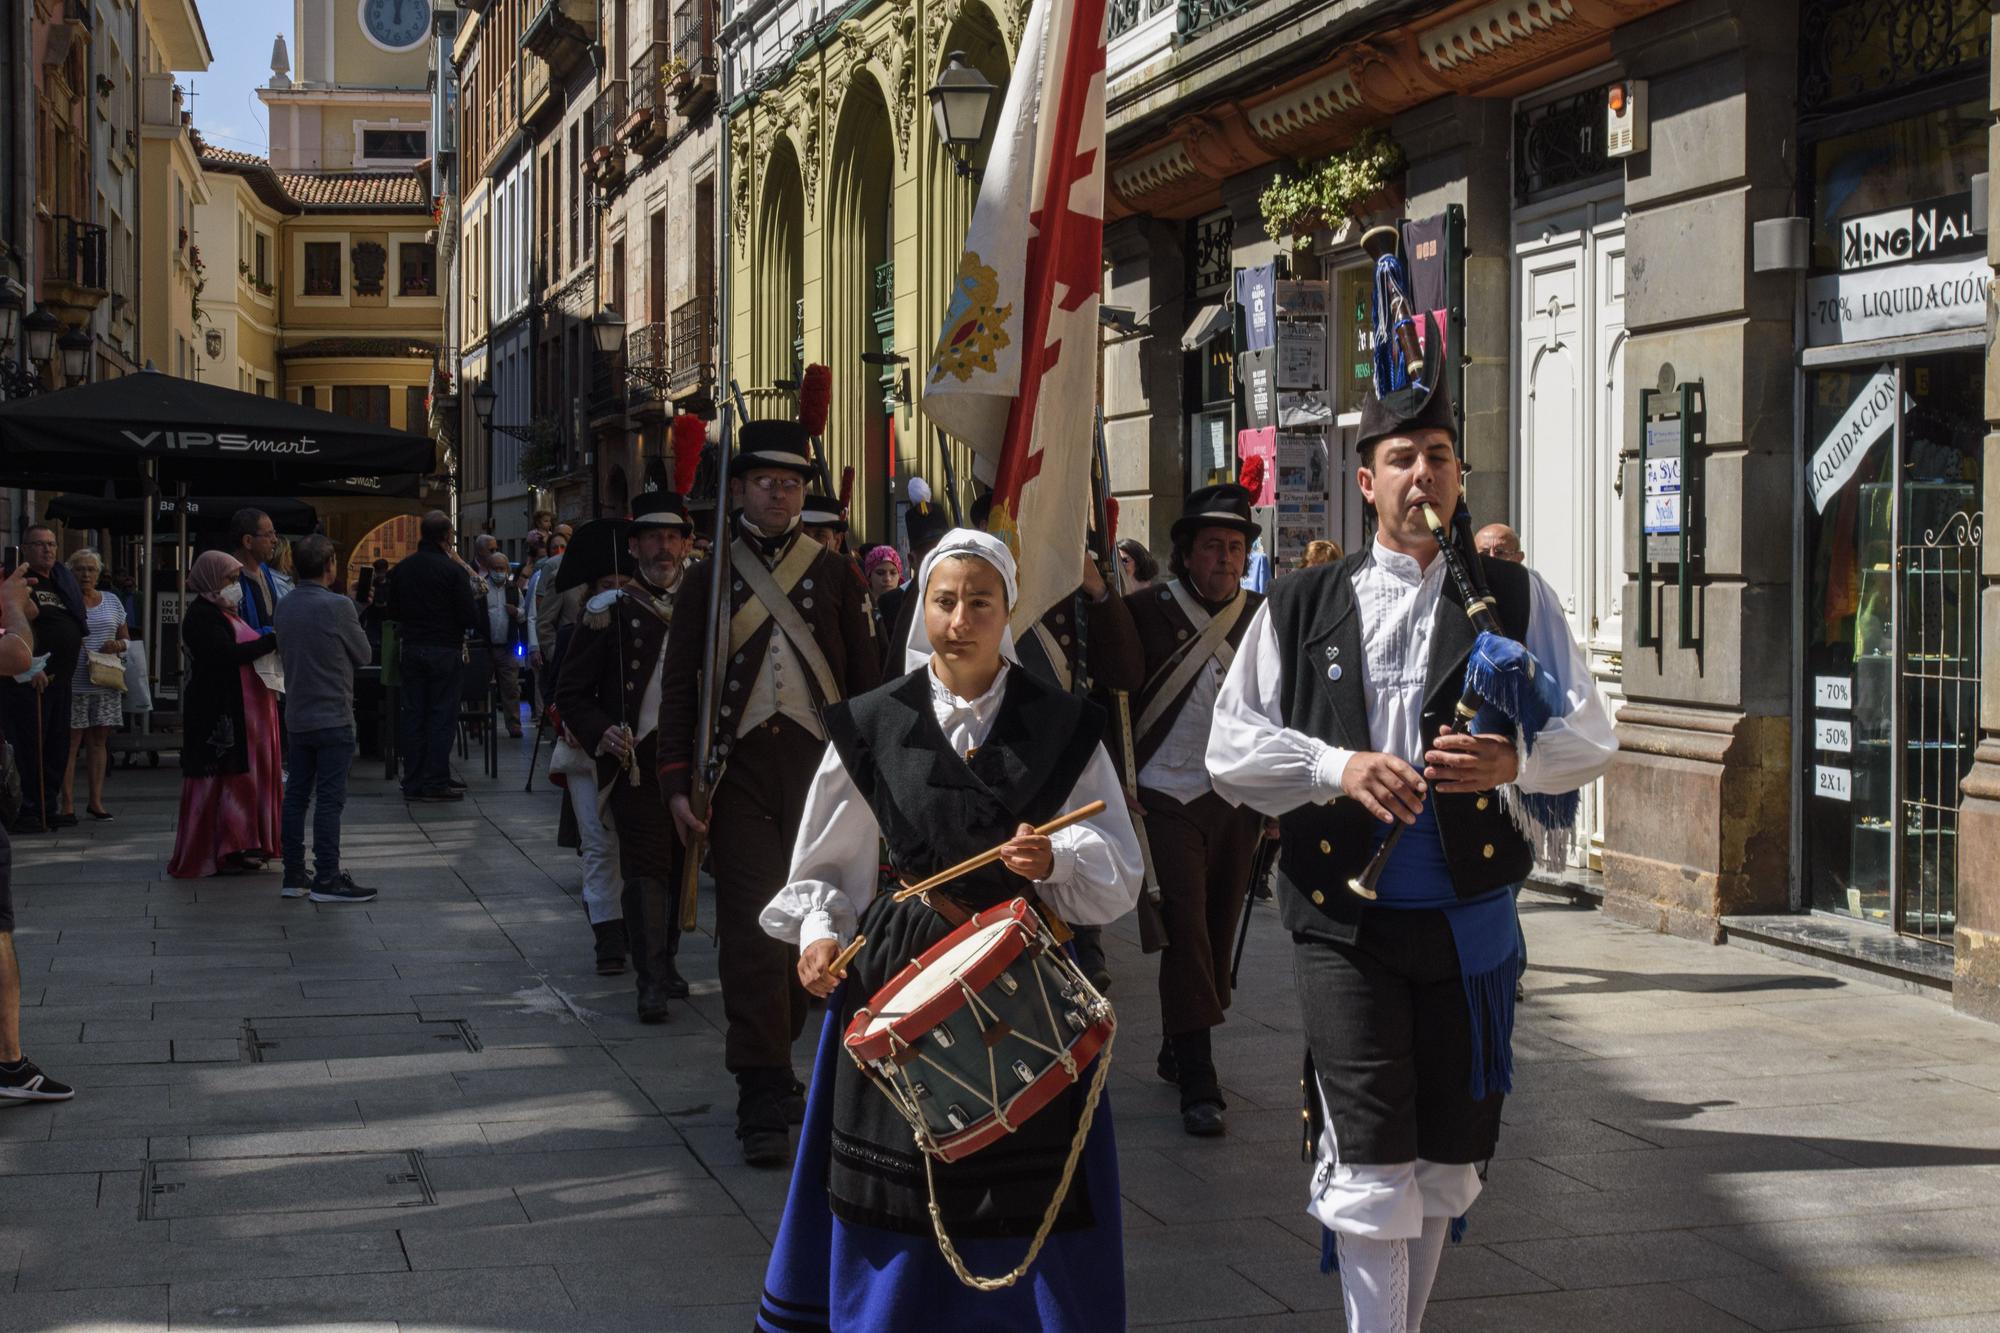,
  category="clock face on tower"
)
[359,0,431,51]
